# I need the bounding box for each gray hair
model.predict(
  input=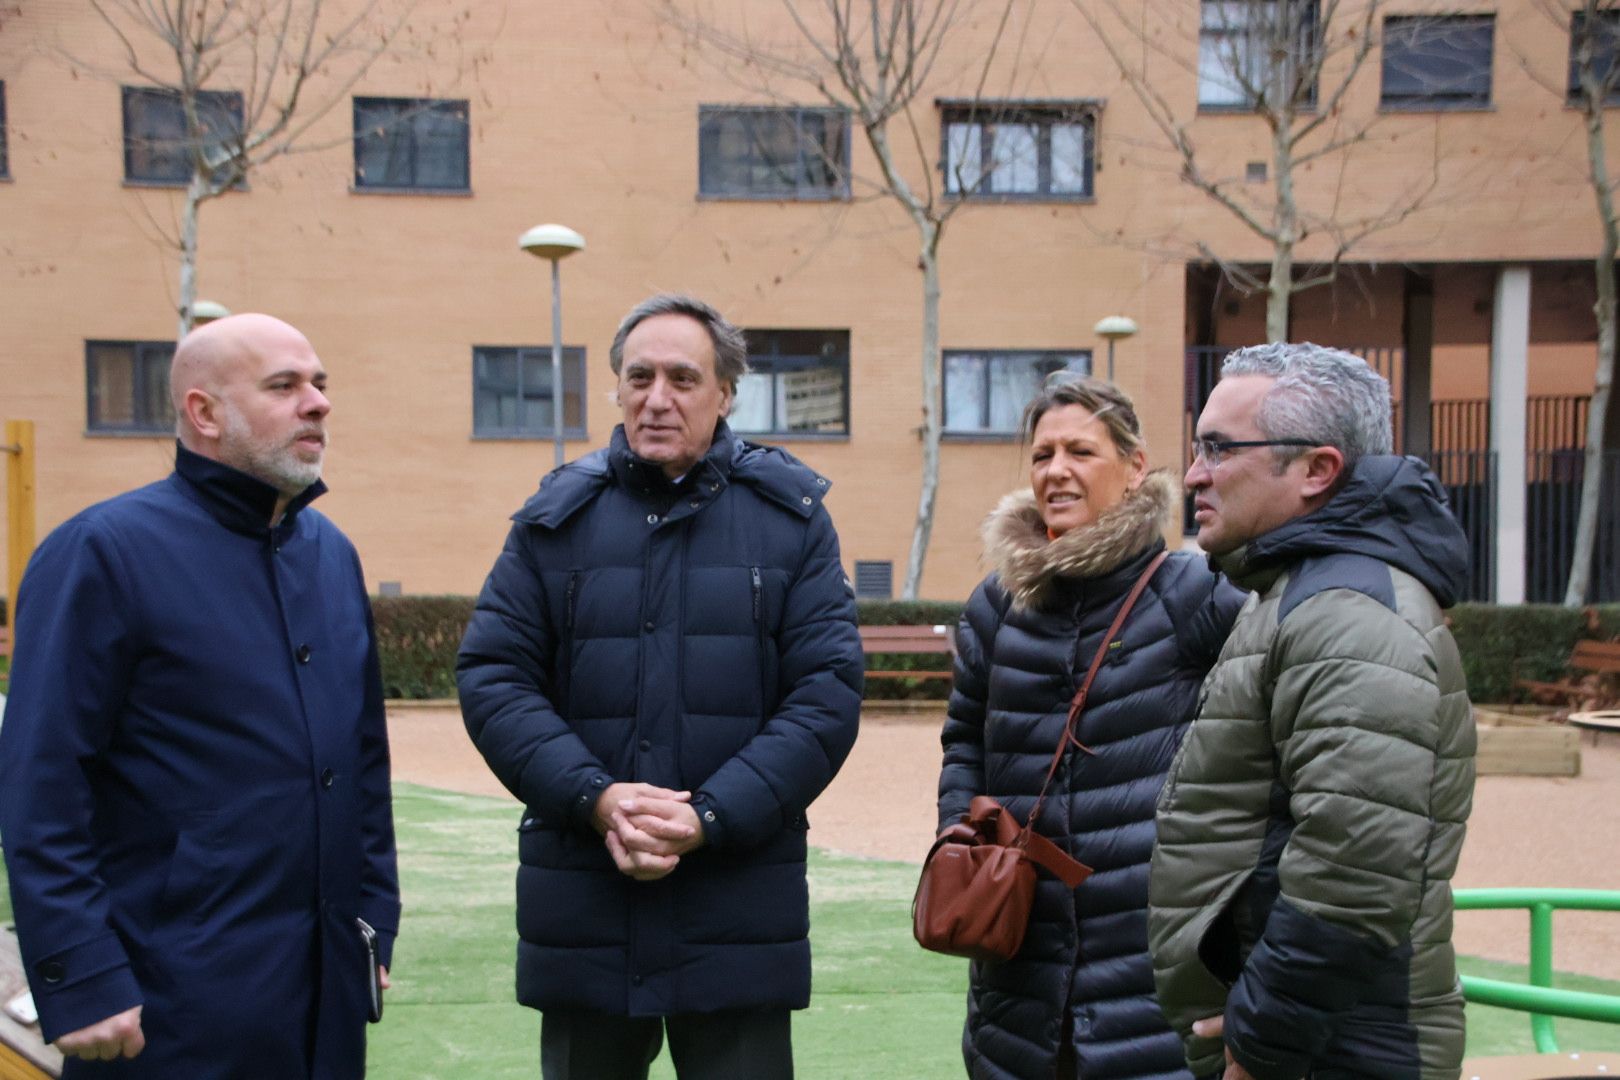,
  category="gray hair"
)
[609,293,749,392]
[1219,342,1393,473]
[1020,374,1144,457]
